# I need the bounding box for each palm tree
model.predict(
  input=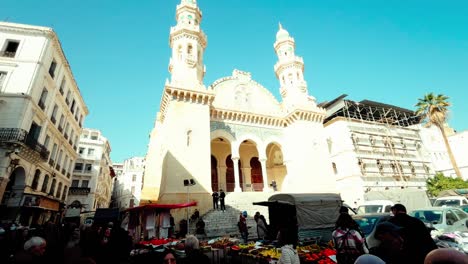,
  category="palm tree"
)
[415,93,462,178]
